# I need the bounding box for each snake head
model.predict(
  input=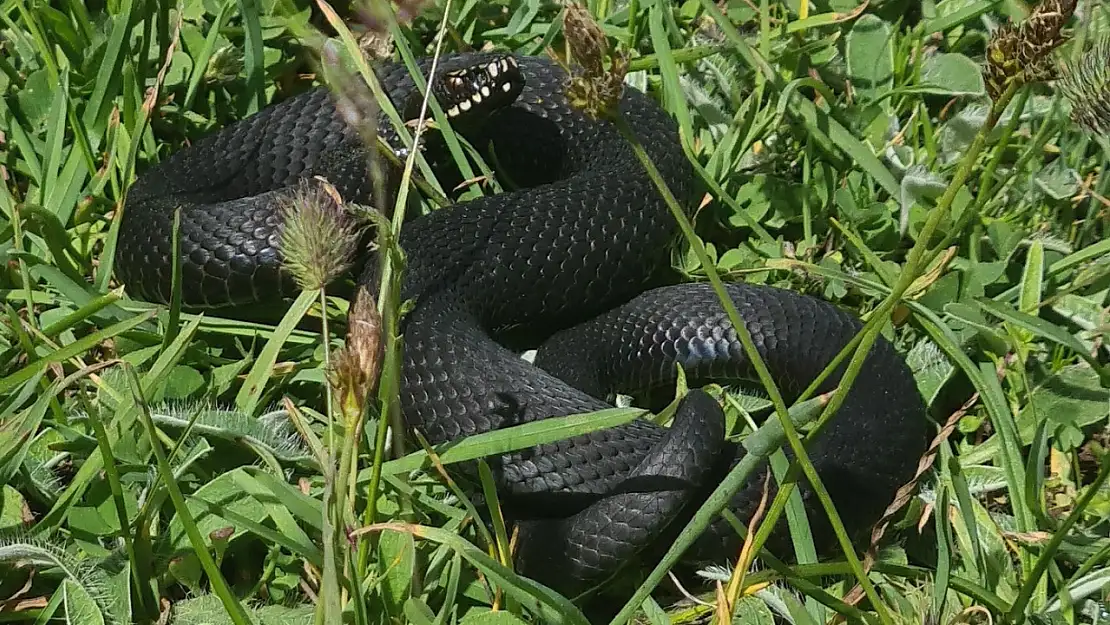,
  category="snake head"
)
[402,53,525,124]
